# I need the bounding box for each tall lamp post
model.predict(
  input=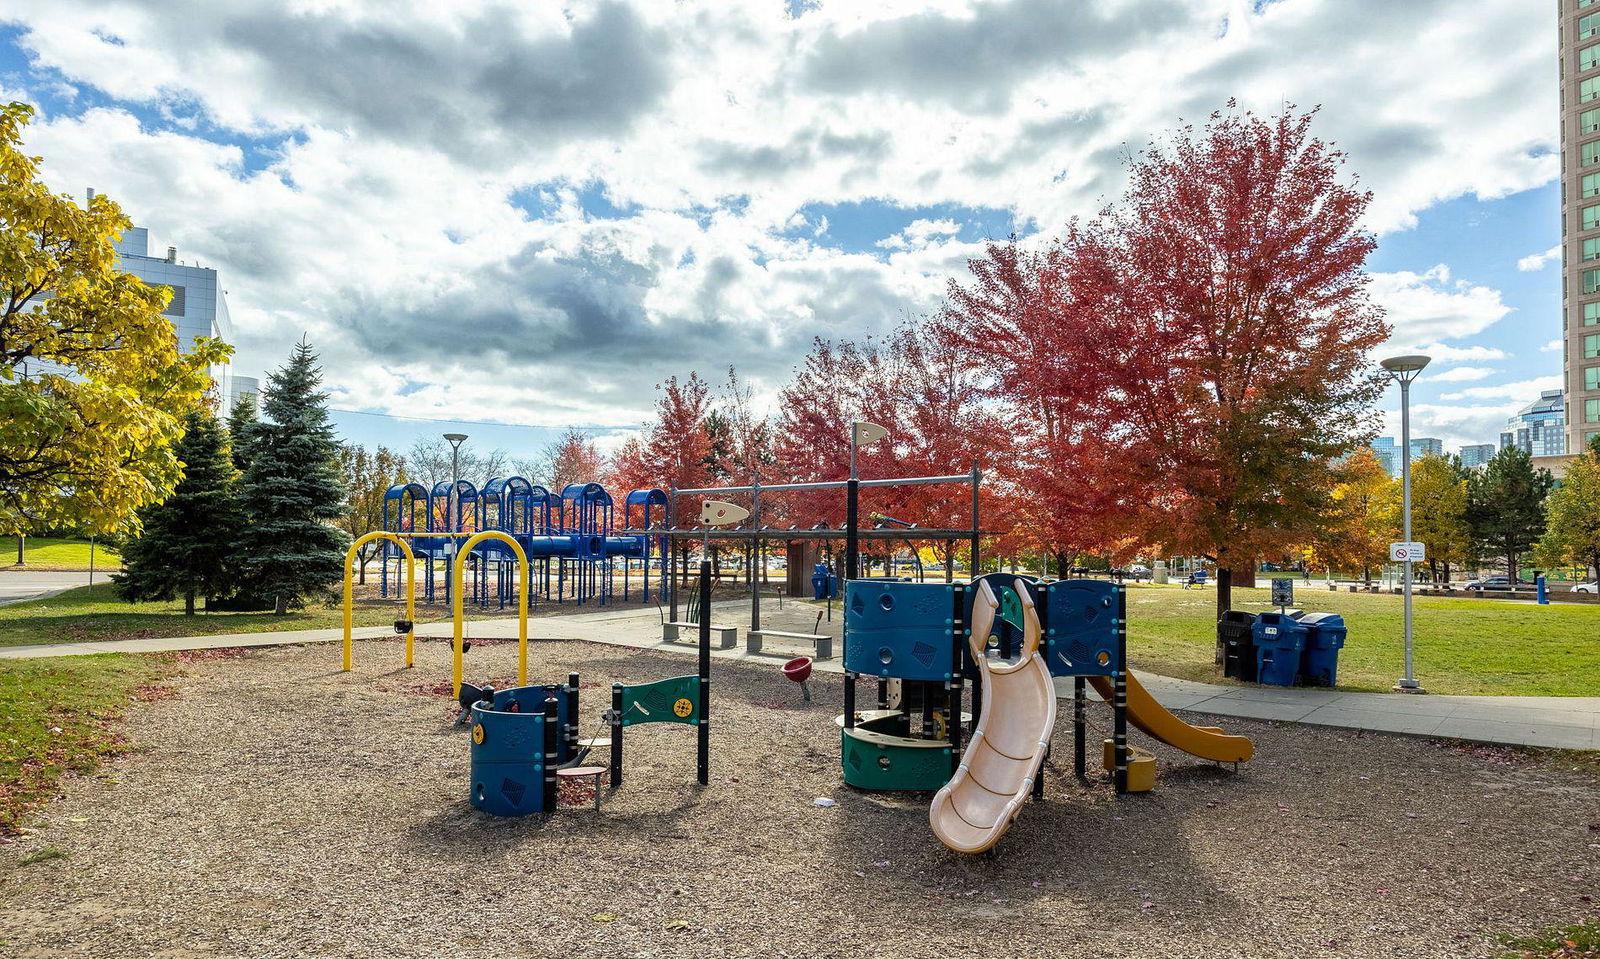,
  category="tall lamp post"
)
[444,433,468,532]
[846,421,889,581]
[1381,354,1430,693]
